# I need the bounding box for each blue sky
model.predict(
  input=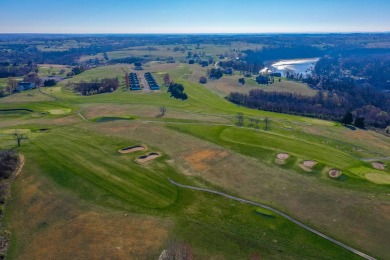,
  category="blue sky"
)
[0,0,389,33]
